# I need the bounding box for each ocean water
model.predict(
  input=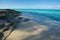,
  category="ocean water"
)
[15,9,60,25]
[16,9,60,14]
[15,9,60,40]
[15,9,60,21]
